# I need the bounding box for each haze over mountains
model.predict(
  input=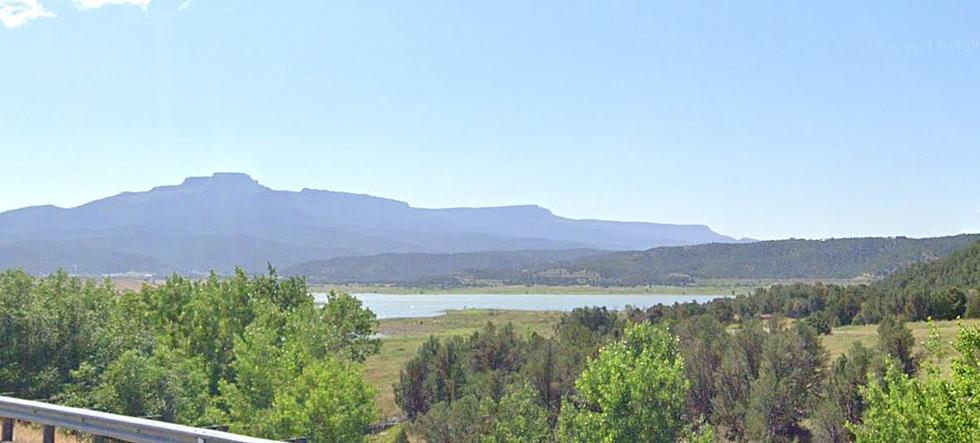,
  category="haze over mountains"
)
[0,173,741,275]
